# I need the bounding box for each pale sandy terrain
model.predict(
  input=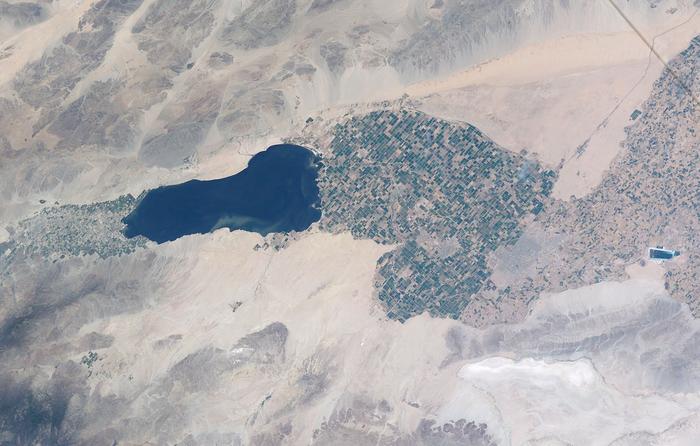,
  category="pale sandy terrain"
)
[0,0,695,228]
[416,60,649,166]
[74,230,461,442]
[0,0,95,85]
[1,1,699,443]
[4,227,691,444]
[413,8,700,199]
[407,32,656,94]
